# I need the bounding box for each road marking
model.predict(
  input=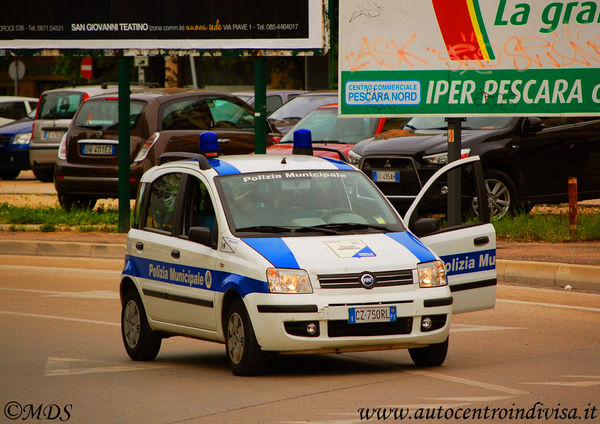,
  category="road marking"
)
[0,287,118,299]
[0,310,119,327]
[523,375,600,387]
[451,323,526,333]
[498,299,600,313]
[407,370,529,395]
[45,357,164,377]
